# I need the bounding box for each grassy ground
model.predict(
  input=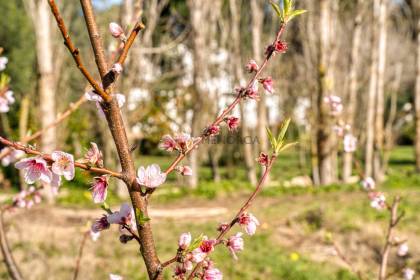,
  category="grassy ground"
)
[0,146,419,279]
